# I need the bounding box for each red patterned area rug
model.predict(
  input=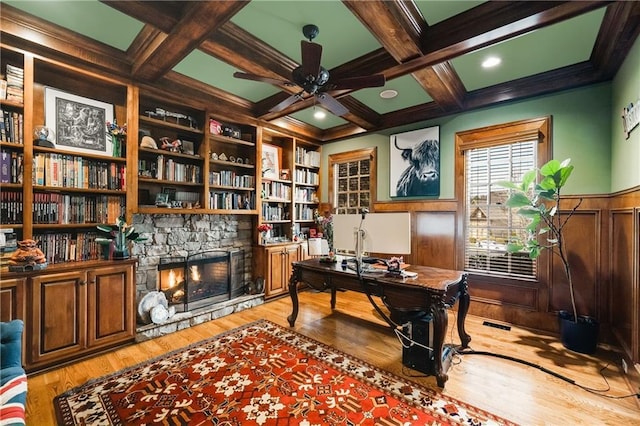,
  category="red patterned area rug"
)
[54,319,515,425]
